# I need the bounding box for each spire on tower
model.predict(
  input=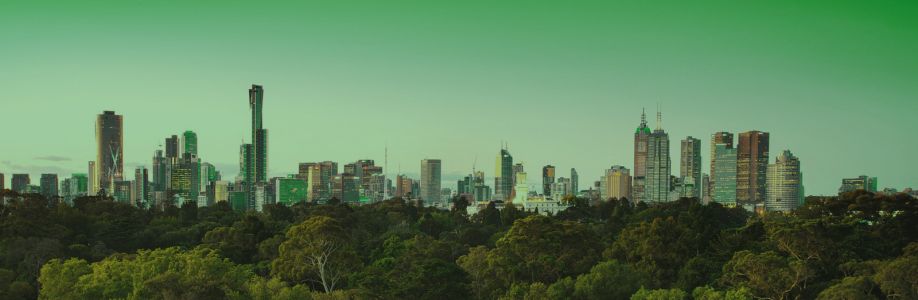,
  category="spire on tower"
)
[656,104,662,131]
[640,108,647,128]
